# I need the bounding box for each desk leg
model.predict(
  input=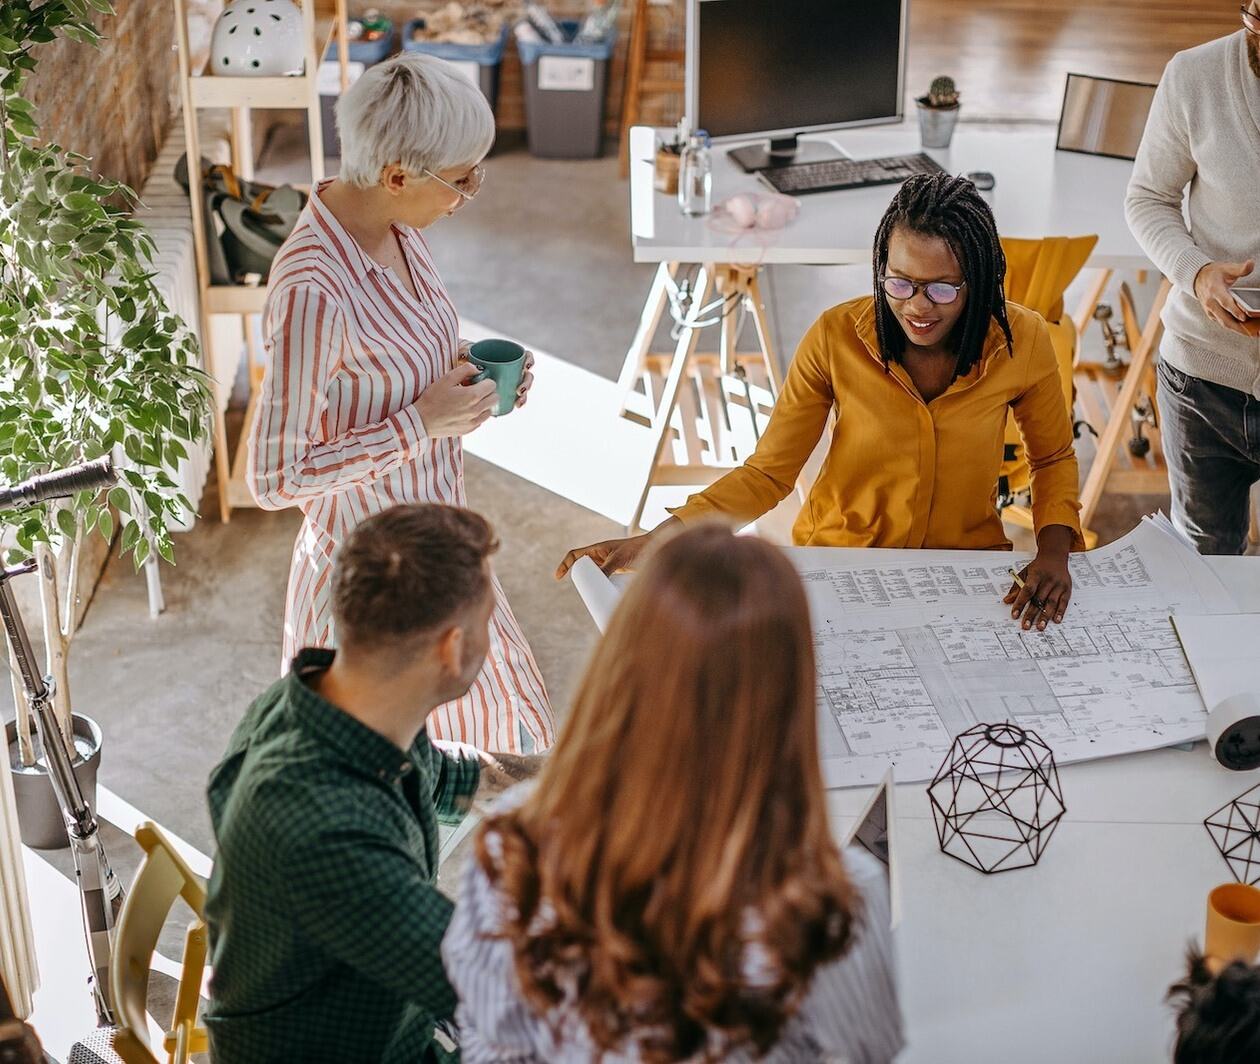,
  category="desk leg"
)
[617,262,676,414]
[746,270,783,395]
[627,267,713,534]
[1078,277,1171,529]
